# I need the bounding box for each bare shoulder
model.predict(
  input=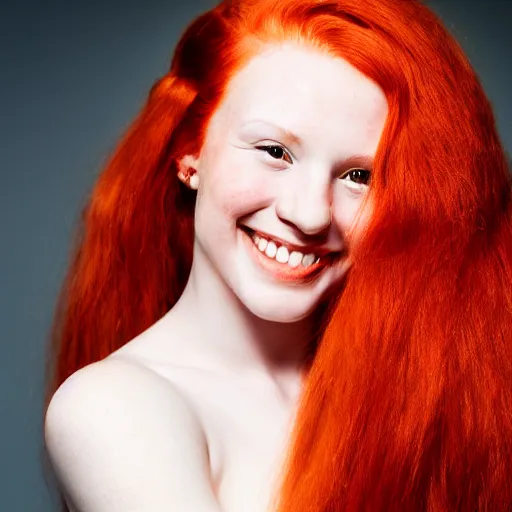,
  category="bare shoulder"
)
[44,356,221,512]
